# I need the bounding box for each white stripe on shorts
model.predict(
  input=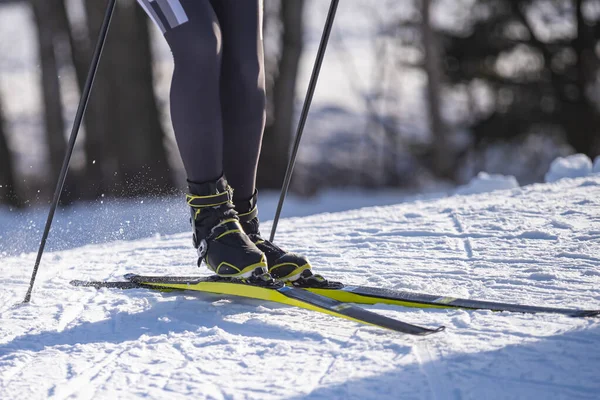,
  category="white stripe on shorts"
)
[137,0,188,33]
